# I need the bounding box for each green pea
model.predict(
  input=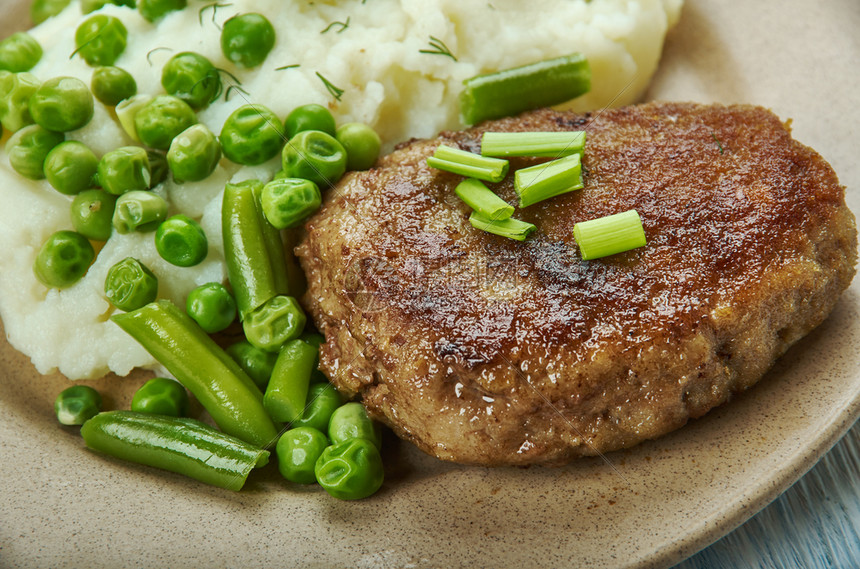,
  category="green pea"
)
[5,123,64,180]
[134,94,197,151]
[243,295,307,352]
[315,438,384,500]
[225,339,277,390]
[113,190,167,233]
[281,130,347,189]
[292,382,344,433]
[81,0,135,14]
[131,377,189,417]
[284,104,336,138]
[260,177,321,230]
[220,13,276,69]
[97,146,151,195]
[328,402,382,449]
[70,189,117,241]
[31,0,73,25]
[29,76,94,133]
[44,141,98,195]
[91,66,137,106]
[336,122,381,171]
[185,282,236,334]
[0,32,43,73]
[137,0,187,22]
[104,257,158,311]
[147,149,169,187]
[115,94,151,141]
[154,214,208,267]
[33,230,94,289]
[74,14,128,67]
[55,385,102,425]
[0,72,40,133]
[161,52,220,110]
[167,123,221,183]
[276,426,328,484]
[219,104,284,165]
